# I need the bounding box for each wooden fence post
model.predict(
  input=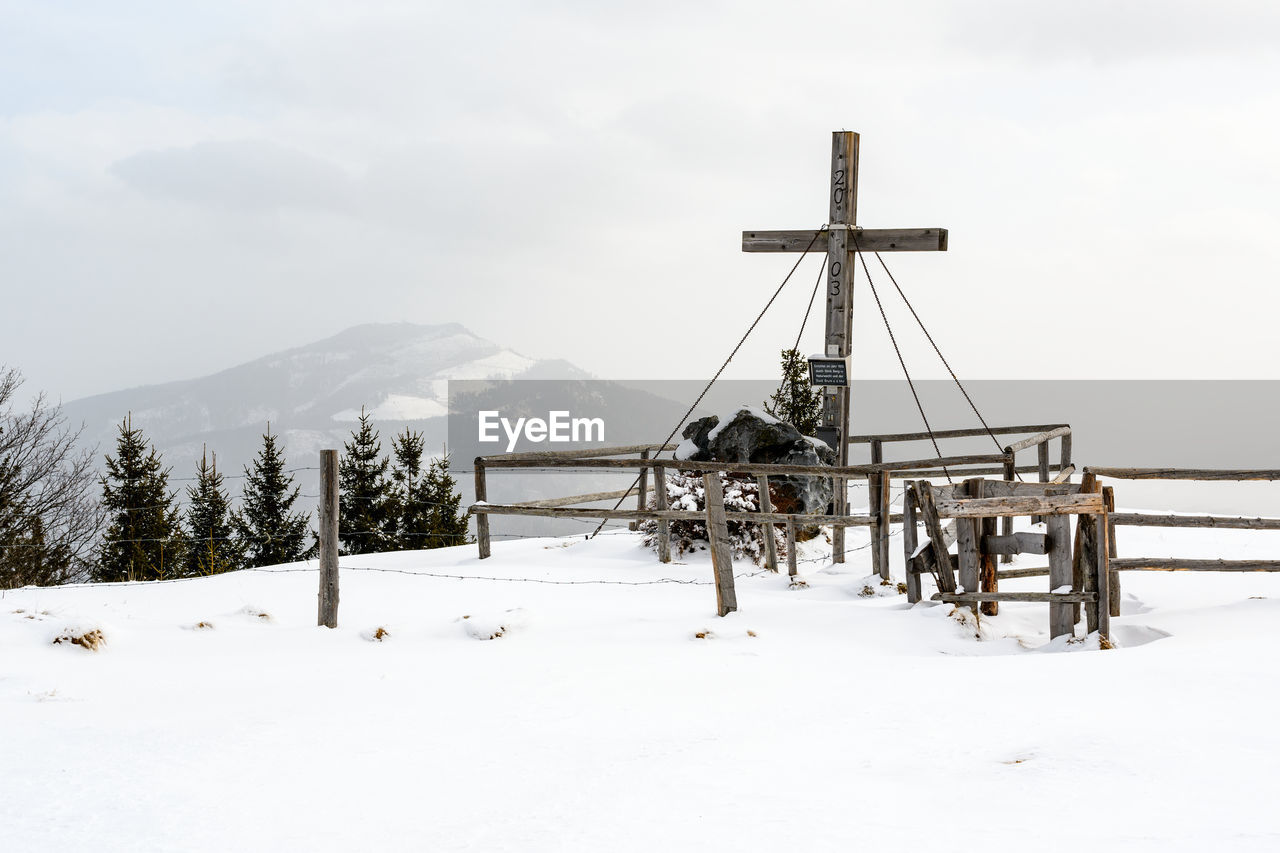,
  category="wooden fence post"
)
[654,464,670,563]
[1097,502,1112,643]
[630,449,650,531]
[703,474,738,616]
[786,518,798,578]
[757,475,778,572]
[474,457,491,559]
[1047,512,1073,639]
[1001,453,1016,563]
[915,480,956,593]
[1103,485,1121,618]
[868,472,883,577]
[317,449,339,629]
[878,472,891,580]
[1034,442,1051,523]
[955,479,981,609]
[902,484,921,603]
[1060,432,1072,473]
